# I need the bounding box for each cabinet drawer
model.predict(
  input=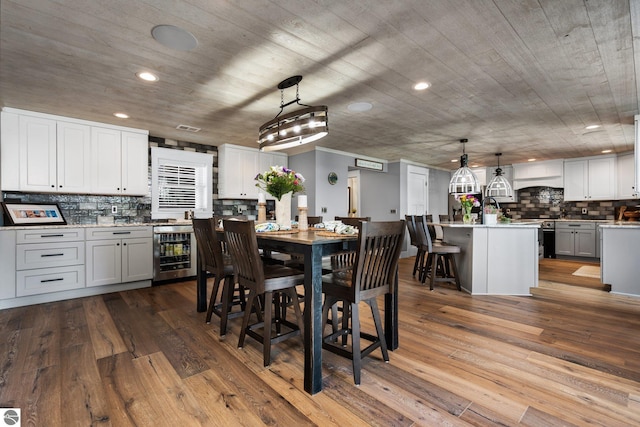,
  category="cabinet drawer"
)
[17,265,85,296]
[86,227,152,240]
[17,228,85,243]
[556,222,595,230]
[16,242,84,270]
